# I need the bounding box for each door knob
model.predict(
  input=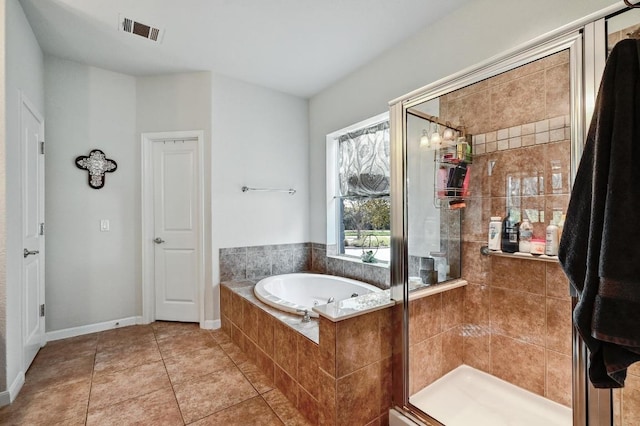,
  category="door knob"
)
[154,237,165,244]
[24,248,39,258]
